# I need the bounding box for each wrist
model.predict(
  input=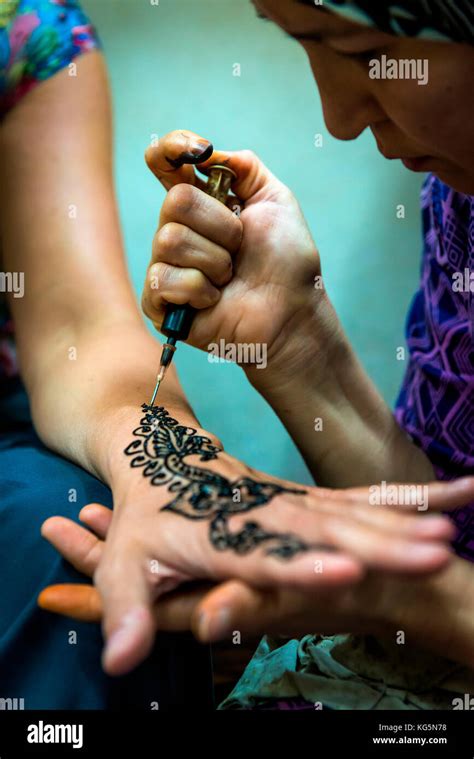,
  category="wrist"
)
[90,399,224,493]
[245,289,348,403]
